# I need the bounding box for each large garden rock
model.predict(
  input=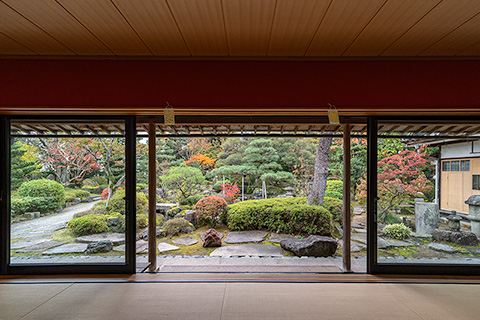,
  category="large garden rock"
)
[184,210,197,226]
[280,235,337,257]
[432,229,478,246]
[202,229,222,247]
[86,240,113,254]
[137,227,164,240]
